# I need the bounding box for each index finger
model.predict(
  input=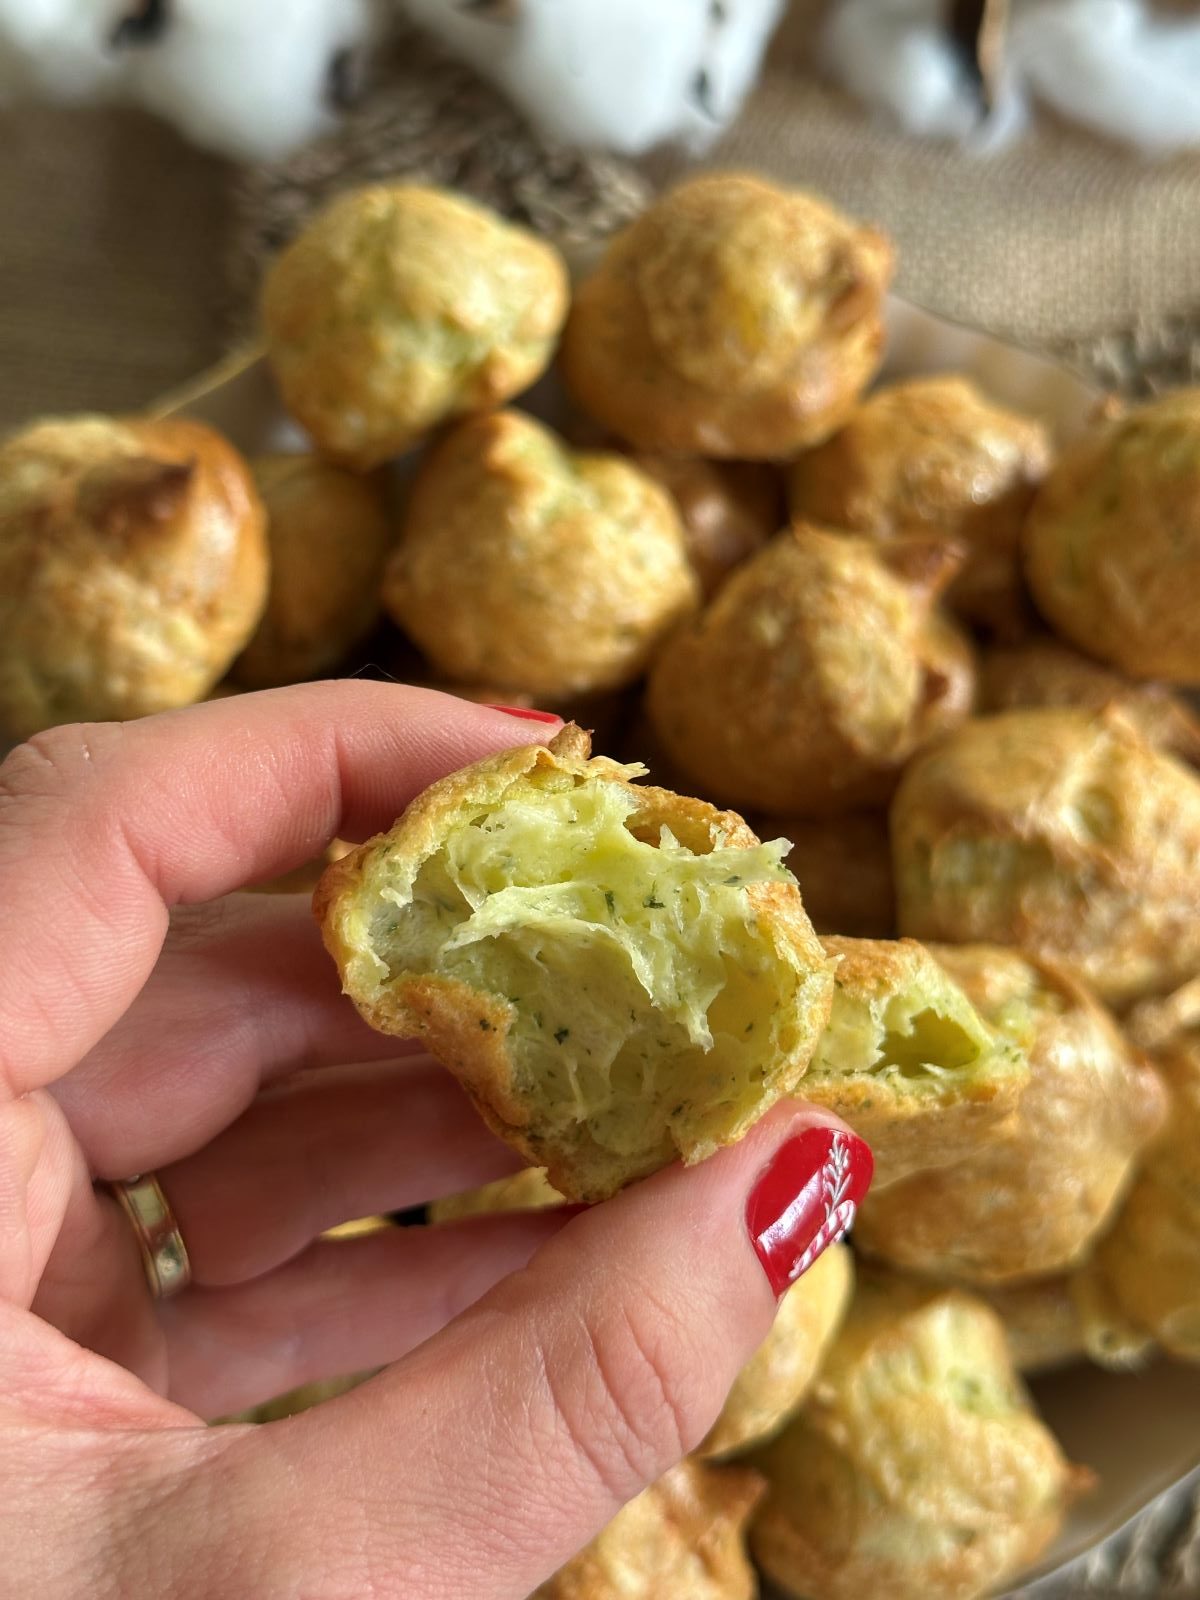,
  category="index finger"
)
[0,683,560,1096]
